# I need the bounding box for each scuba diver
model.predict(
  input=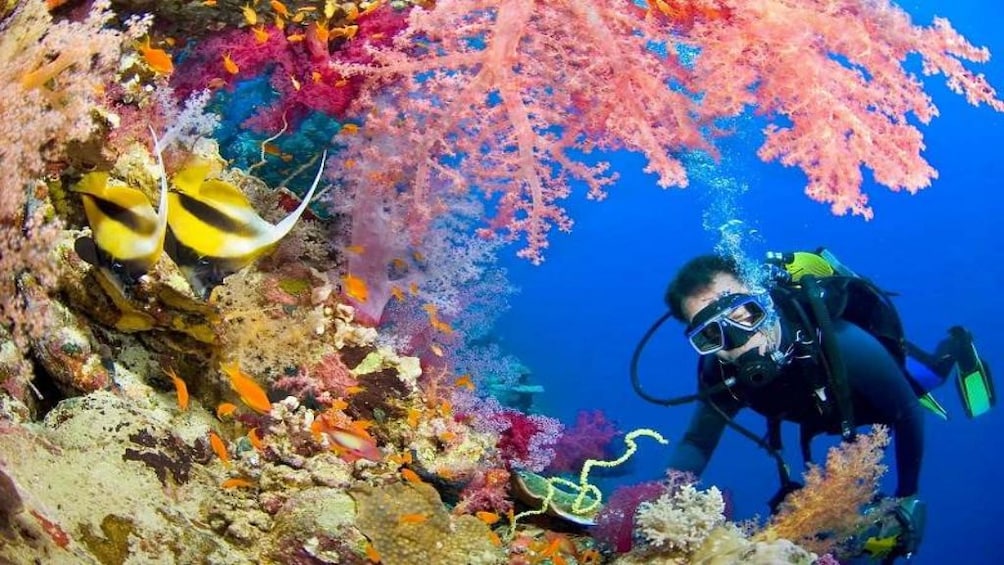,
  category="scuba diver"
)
[630,249,995,563]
